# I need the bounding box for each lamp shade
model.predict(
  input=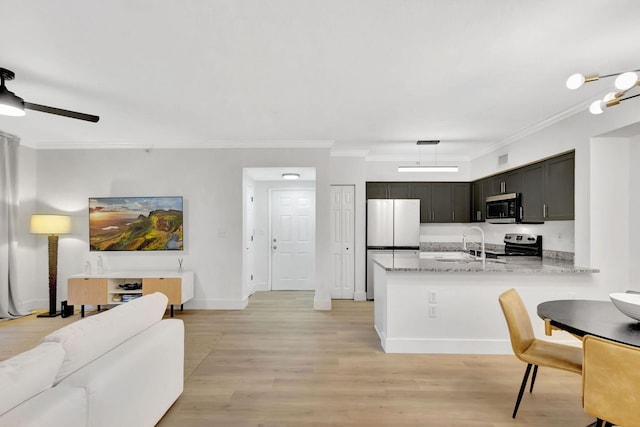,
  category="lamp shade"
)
[30,214,71,235]
[0,85,26,117]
